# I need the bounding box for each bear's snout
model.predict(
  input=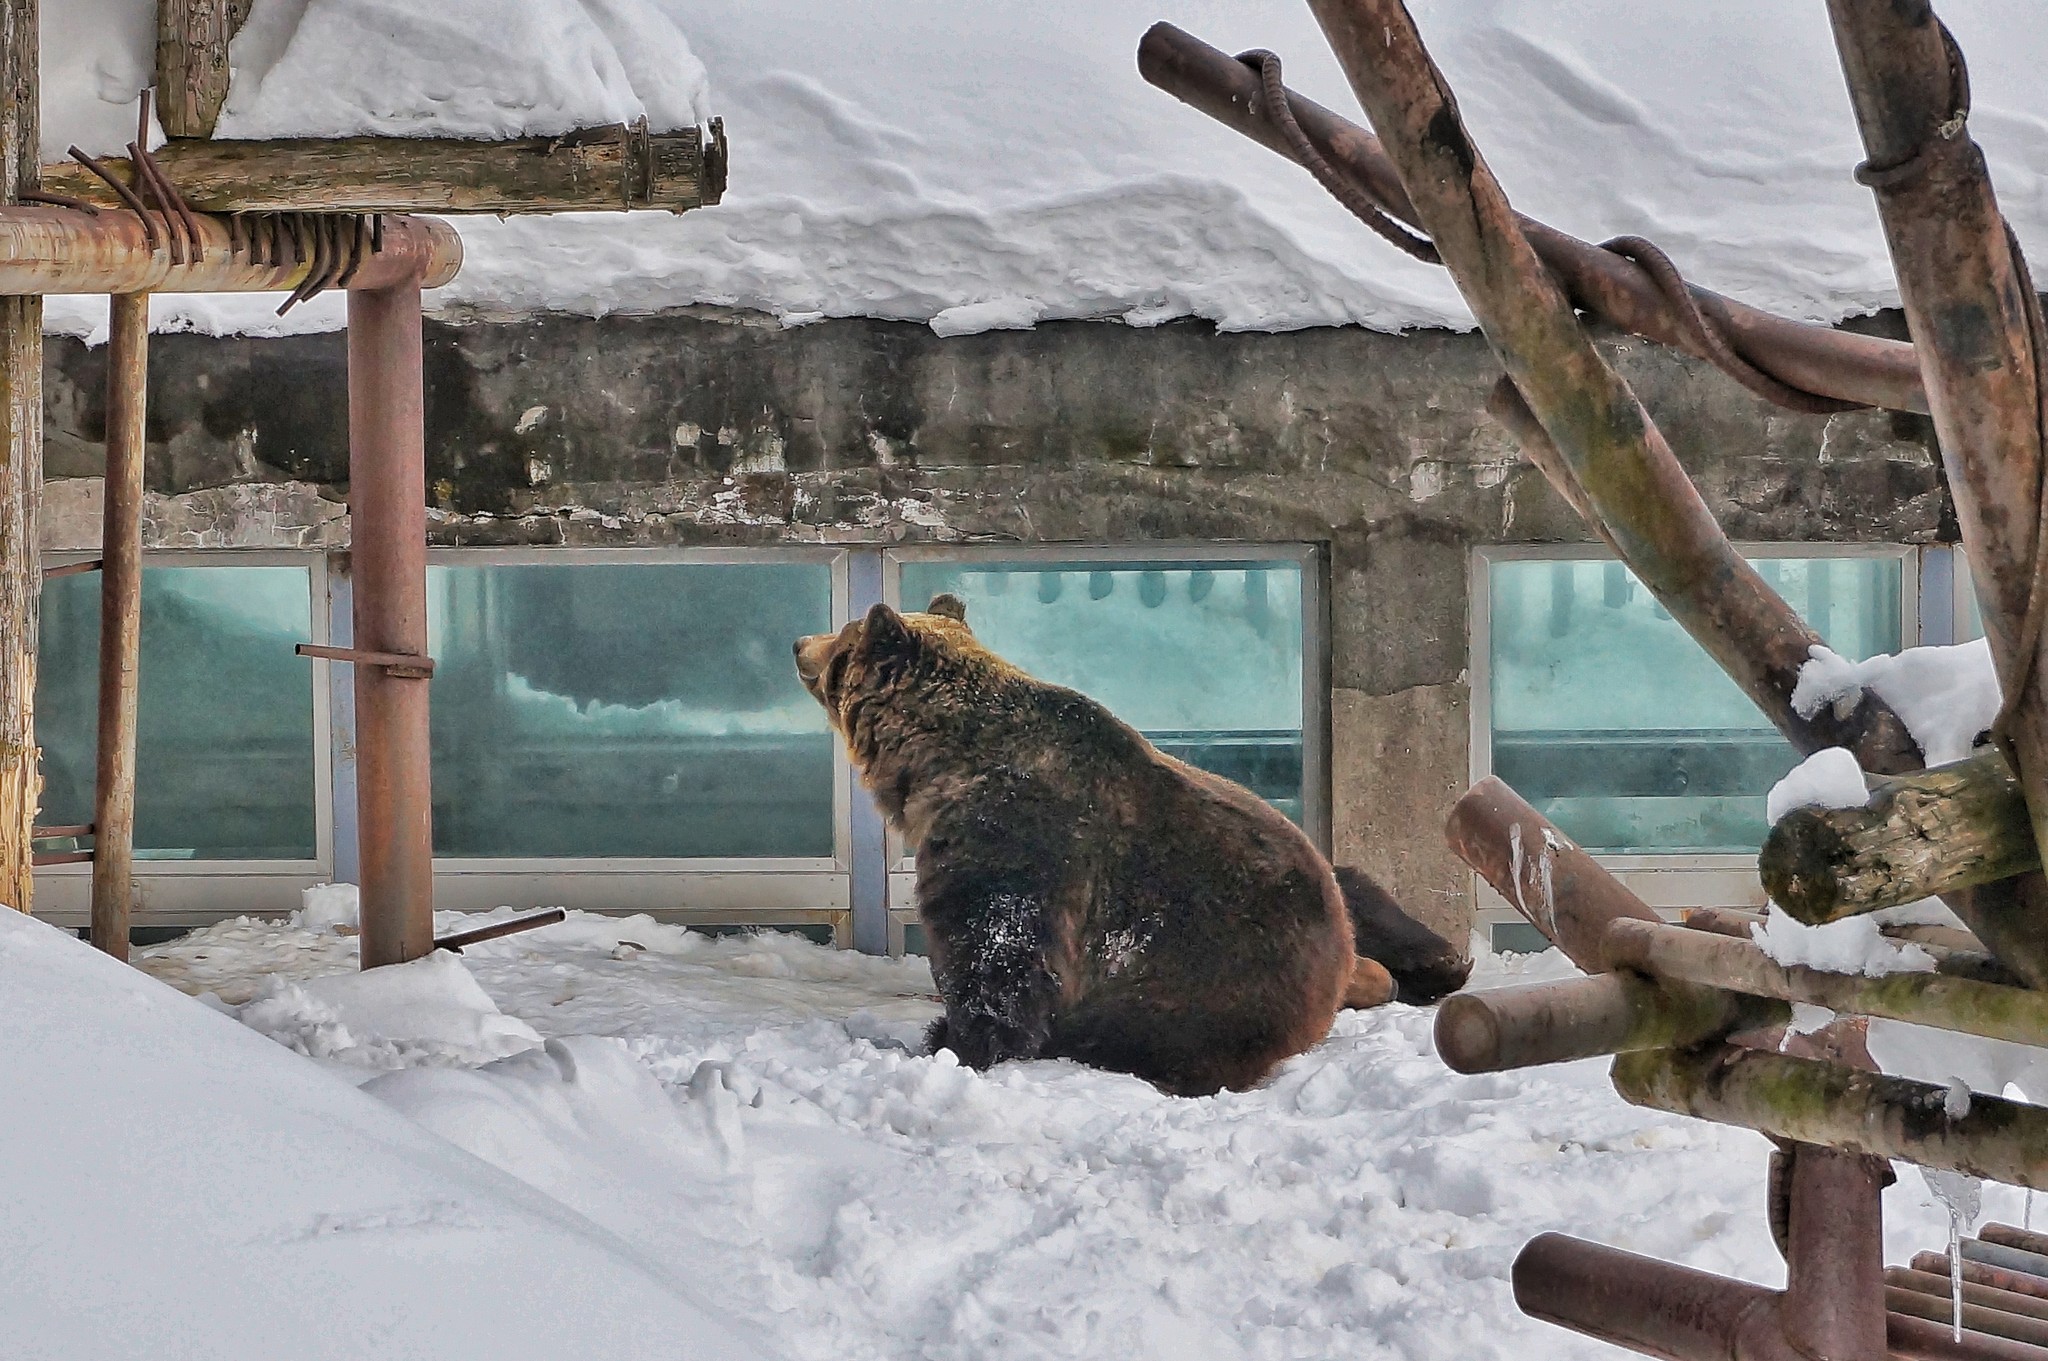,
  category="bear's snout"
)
[793,631,837,701]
